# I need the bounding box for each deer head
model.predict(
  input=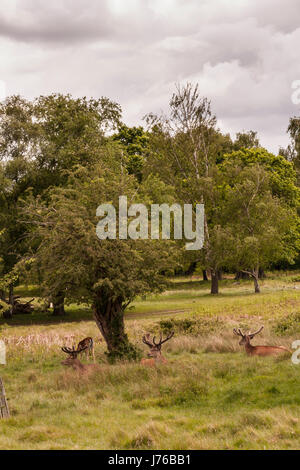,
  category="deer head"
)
[142,331,174,359]
[233,326,264,345]
[61,344,88,369]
